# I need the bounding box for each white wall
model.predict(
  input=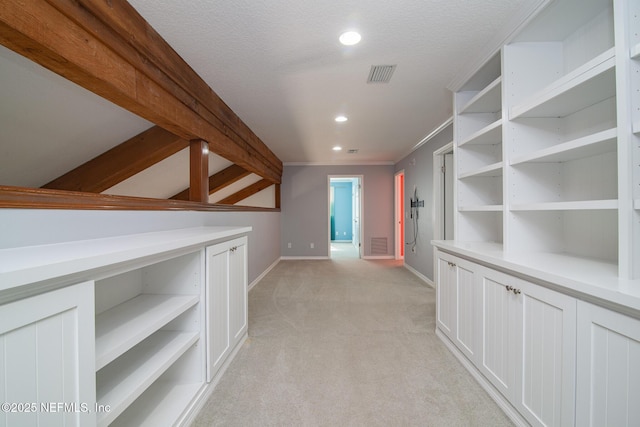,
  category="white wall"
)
[280,164,395,258]
[0,209,280,285]
[395,123,453,282]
